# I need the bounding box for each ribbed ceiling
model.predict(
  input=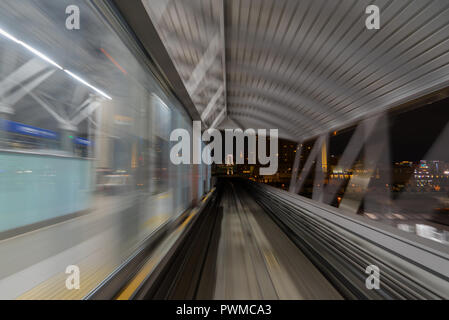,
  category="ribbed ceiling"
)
[143,0,449,141]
